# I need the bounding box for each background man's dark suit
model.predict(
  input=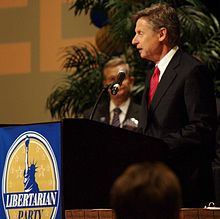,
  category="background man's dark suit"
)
[84,99,140,131]
[139,49,217,207]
